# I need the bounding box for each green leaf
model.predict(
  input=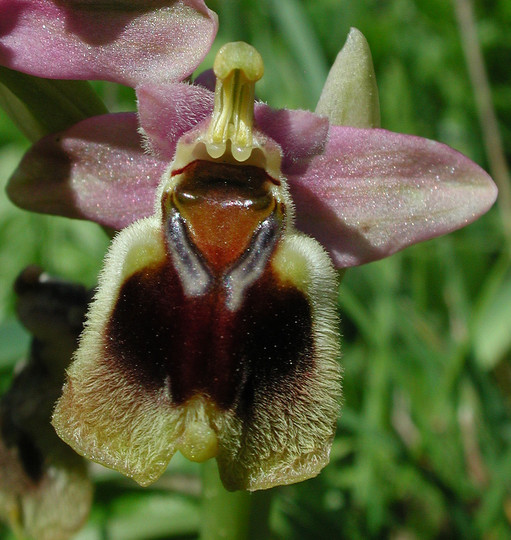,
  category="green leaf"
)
[0,67,108,141]
[473,273,511,369]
